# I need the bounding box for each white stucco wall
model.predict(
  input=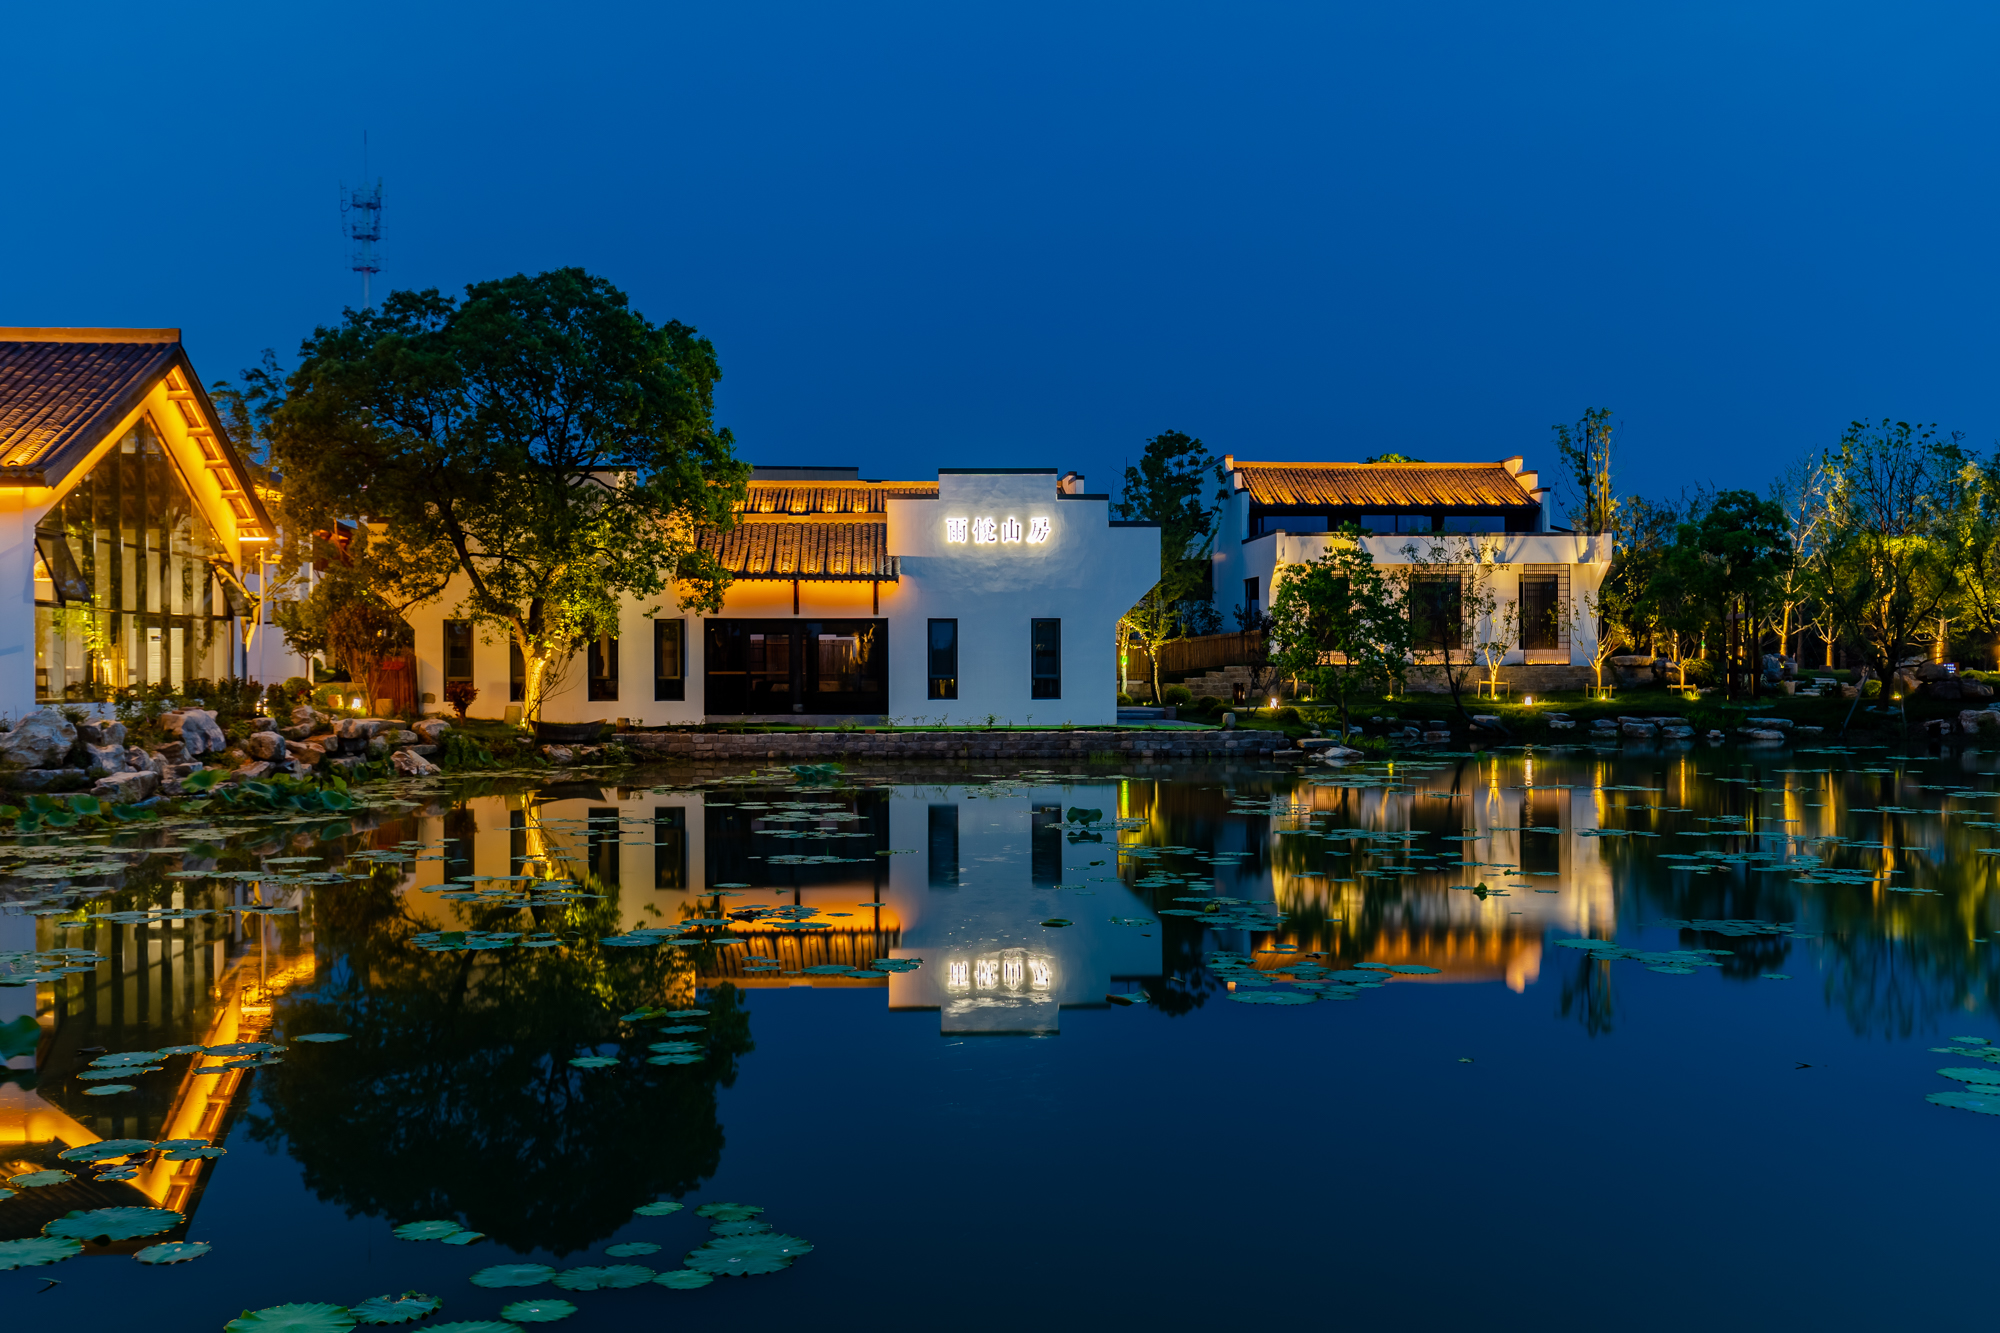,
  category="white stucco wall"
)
[398,468,1159,725]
